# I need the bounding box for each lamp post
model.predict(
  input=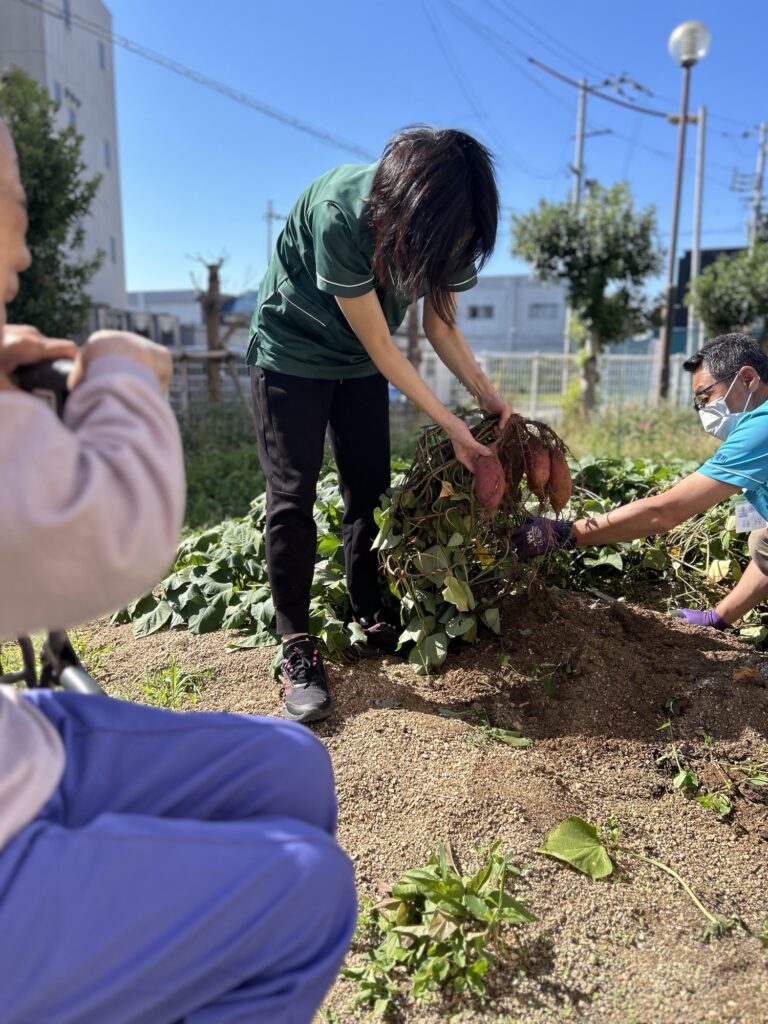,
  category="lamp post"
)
[656,20,710,400]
